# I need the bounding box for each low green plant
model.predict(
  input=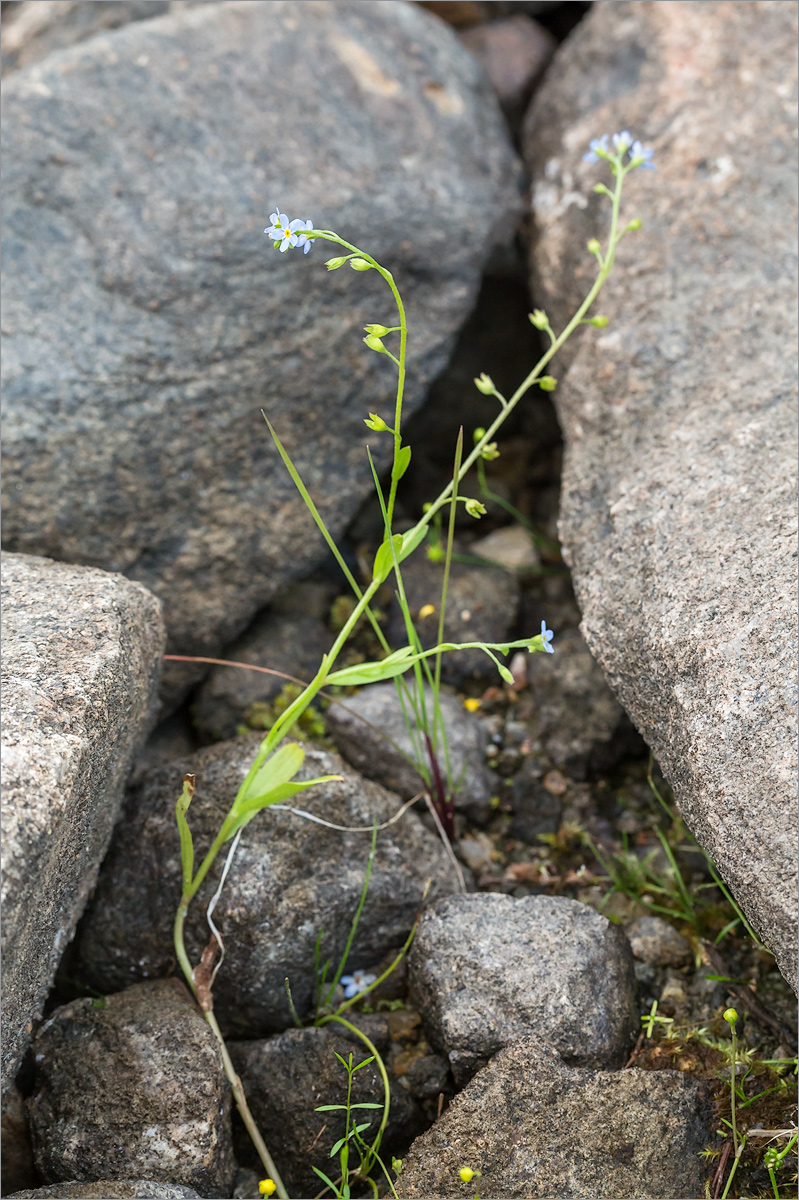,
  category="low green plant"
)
[171,131,655,1193]
[312,1049,398,1200]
